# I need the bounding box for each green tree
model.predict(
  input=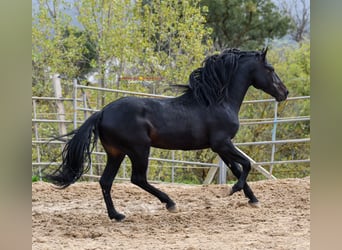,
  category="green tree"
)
[201,0,293,50]
[73,0,212,102]
[134,0,213,91]
[74,0,141,106]
[32,0,86,90]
